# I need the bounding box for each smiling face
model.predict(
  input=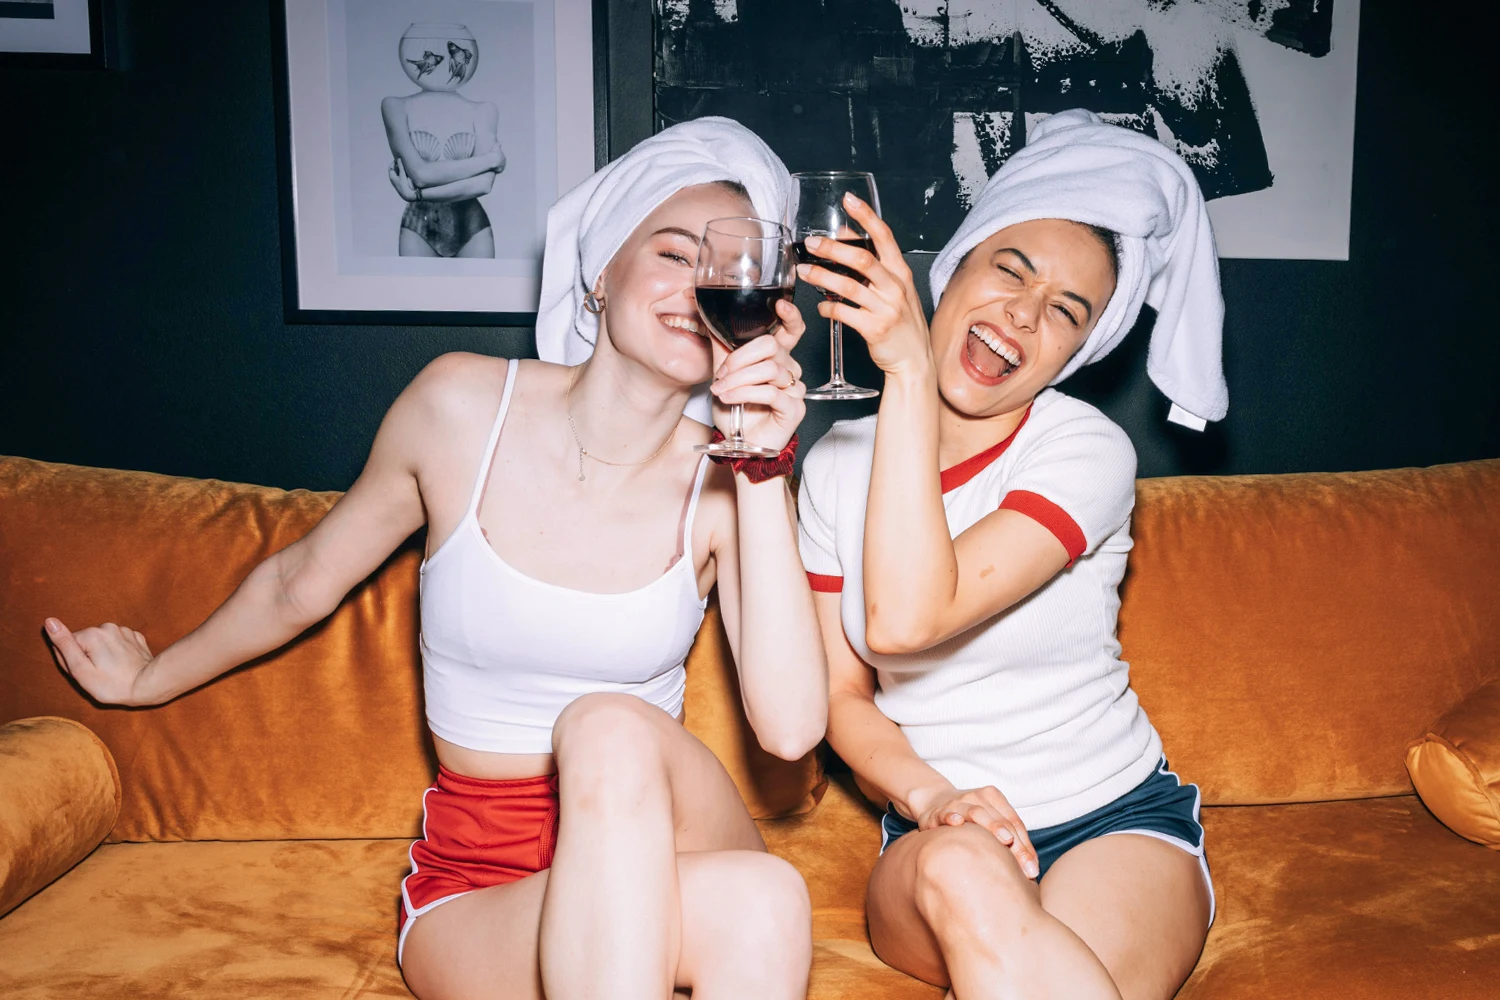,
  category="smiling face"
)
[596,181,754,388]
[930,218,1118,418]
